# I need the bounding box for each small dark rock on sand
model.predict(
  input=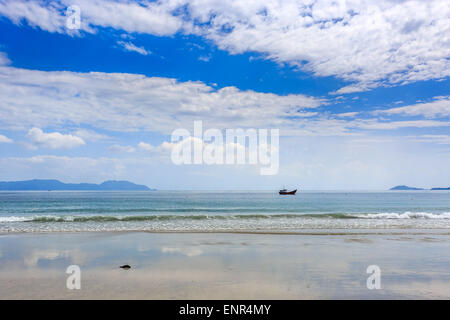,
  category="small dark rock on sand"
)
[119,265,131,270]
